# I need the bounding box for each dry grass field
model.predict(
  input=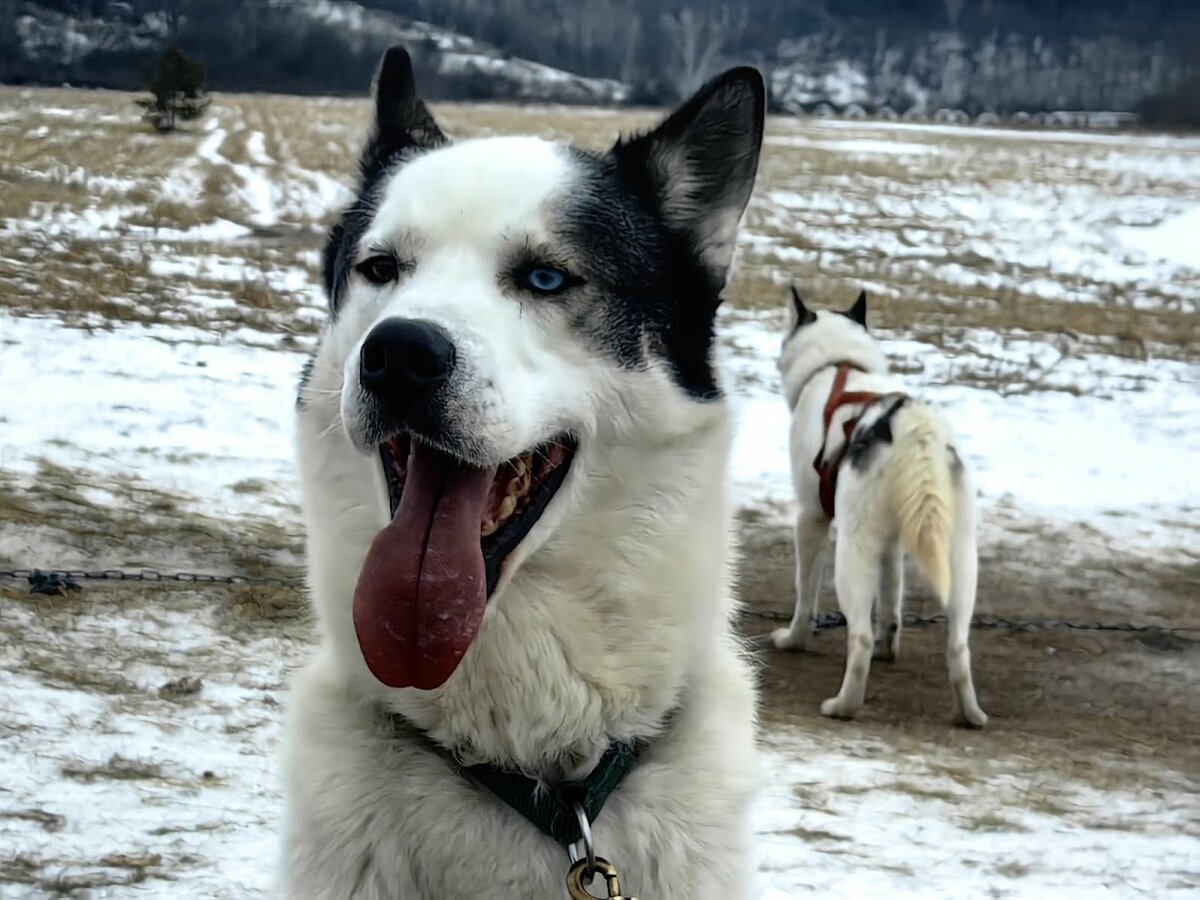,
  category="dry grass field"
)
[1,85,1198,896]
